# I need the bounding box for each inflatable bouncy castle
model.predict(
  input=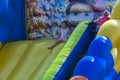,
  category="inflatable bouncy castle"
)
[0,0,119,80]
